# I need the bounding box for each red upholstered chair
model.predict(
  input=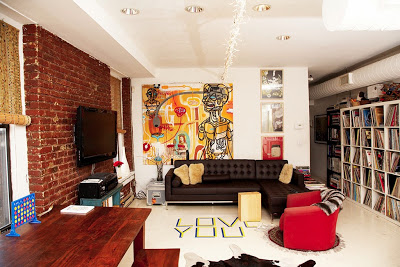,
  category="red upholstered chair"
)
[279,191,340,251]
